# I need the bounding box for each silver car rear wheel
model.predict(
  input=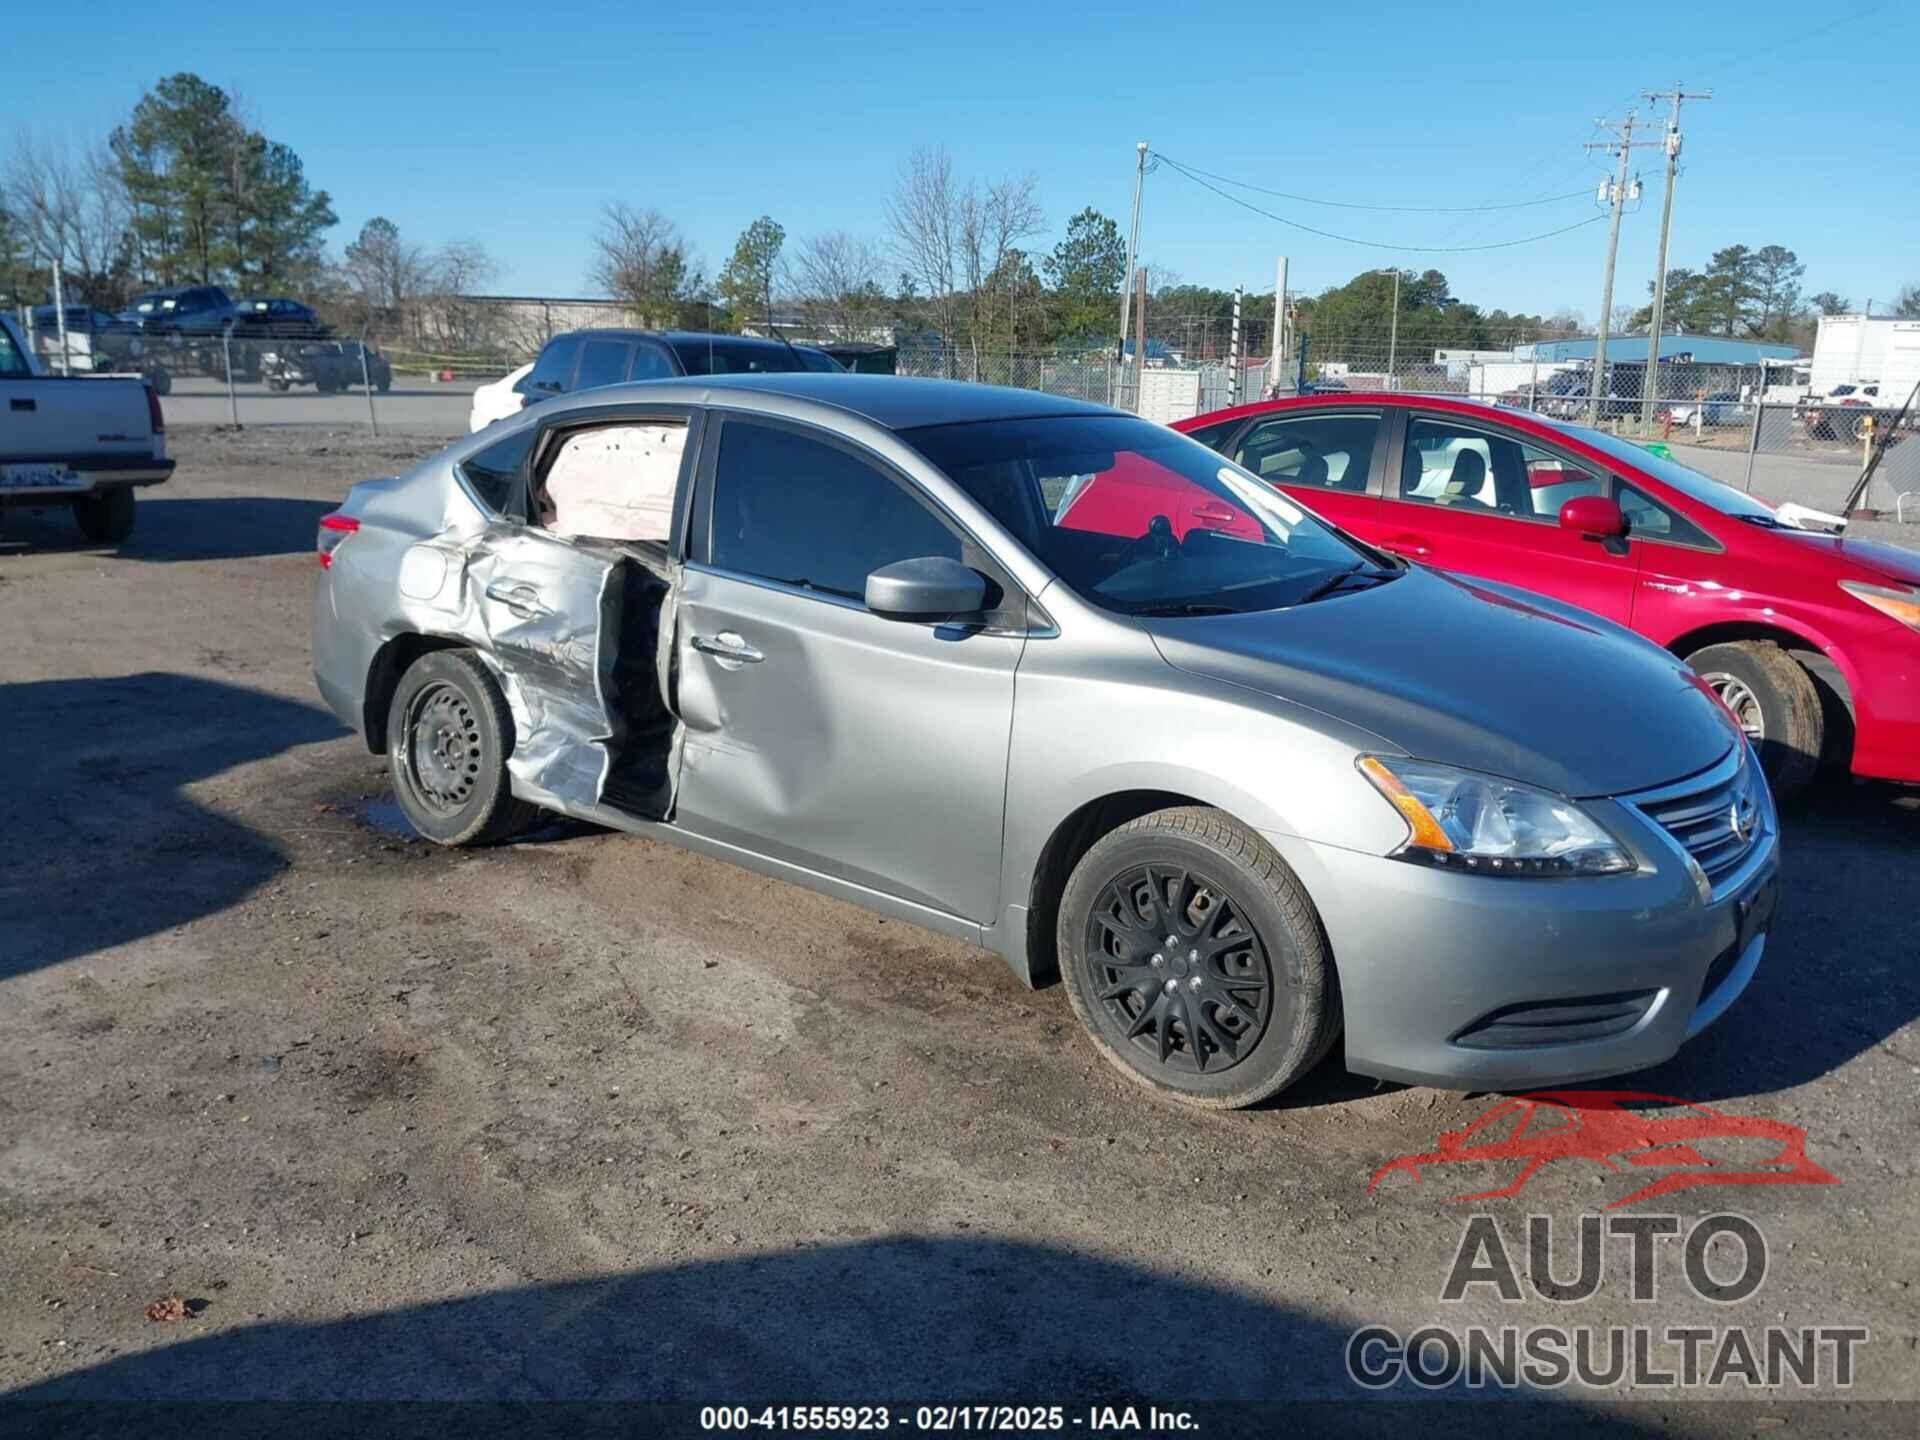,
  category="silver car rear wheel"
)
[386,649,538,846]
